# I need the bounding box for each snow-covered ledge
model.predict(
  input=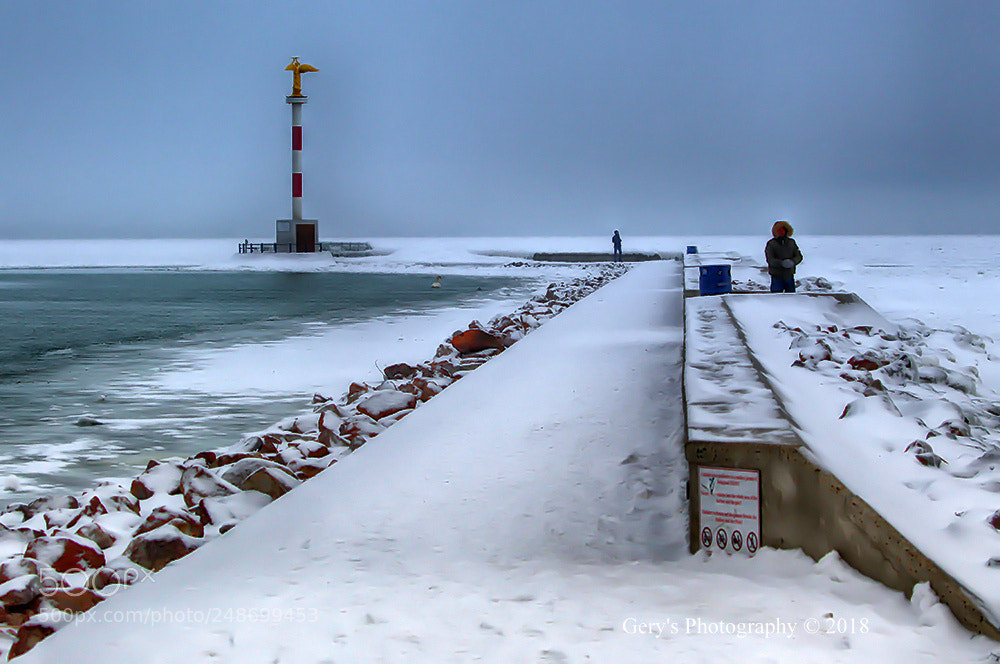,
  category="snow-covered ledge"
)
[685,292,1000,641]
